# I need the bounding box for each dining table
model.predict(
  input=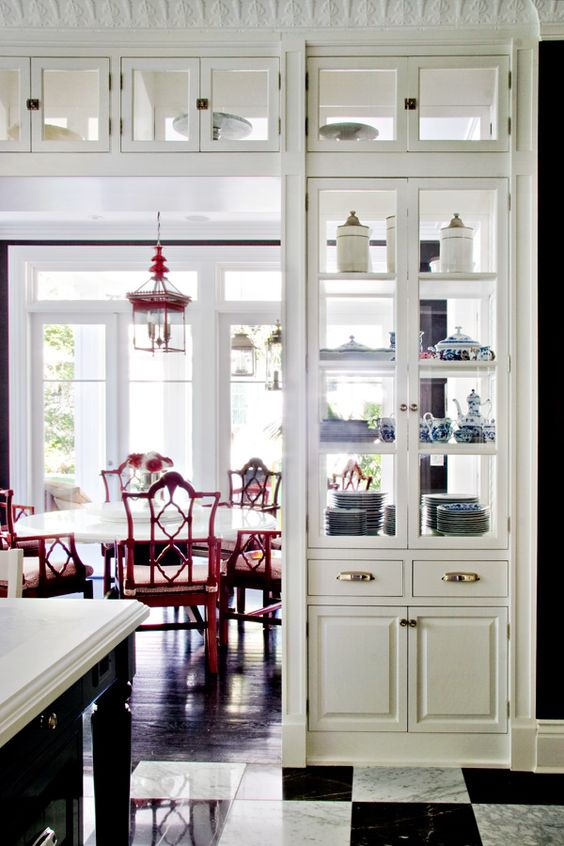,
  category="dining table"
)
[15,500,279,546]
